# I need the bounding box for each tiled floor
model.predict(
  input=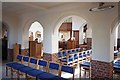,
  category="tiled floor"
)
[1,60,120,80]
